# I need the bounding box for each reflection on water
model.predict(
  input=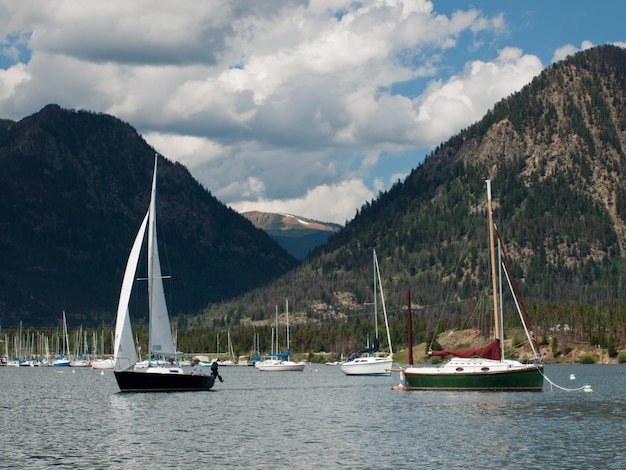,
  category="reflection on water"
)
[0,364,624,469]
